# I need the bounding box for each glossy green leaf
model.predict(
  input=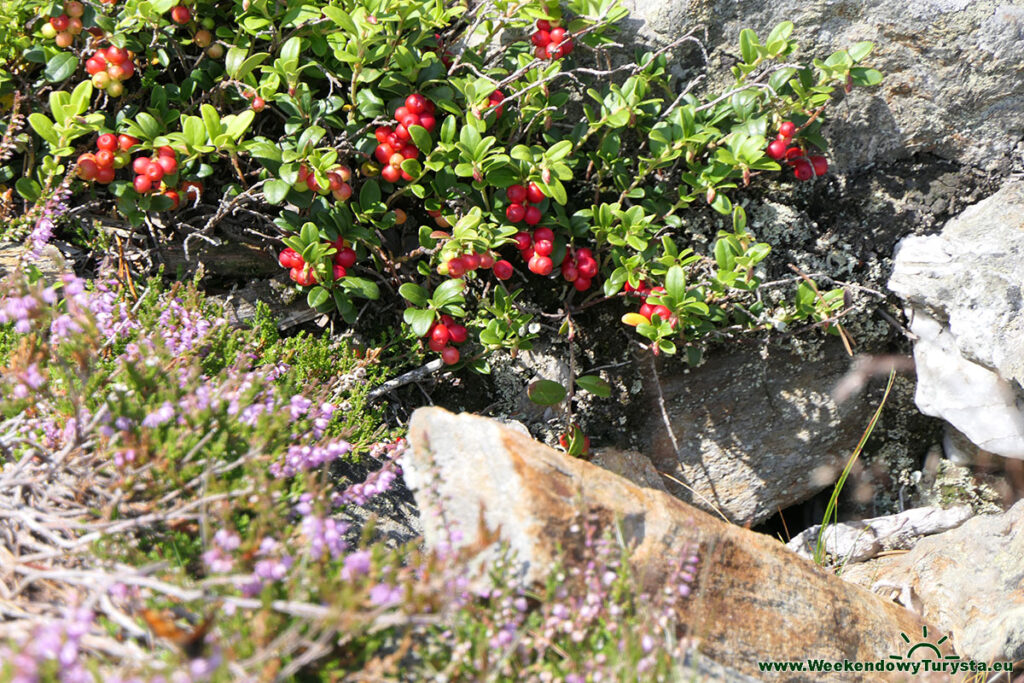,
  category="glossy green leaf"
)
[527,379,567,406]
